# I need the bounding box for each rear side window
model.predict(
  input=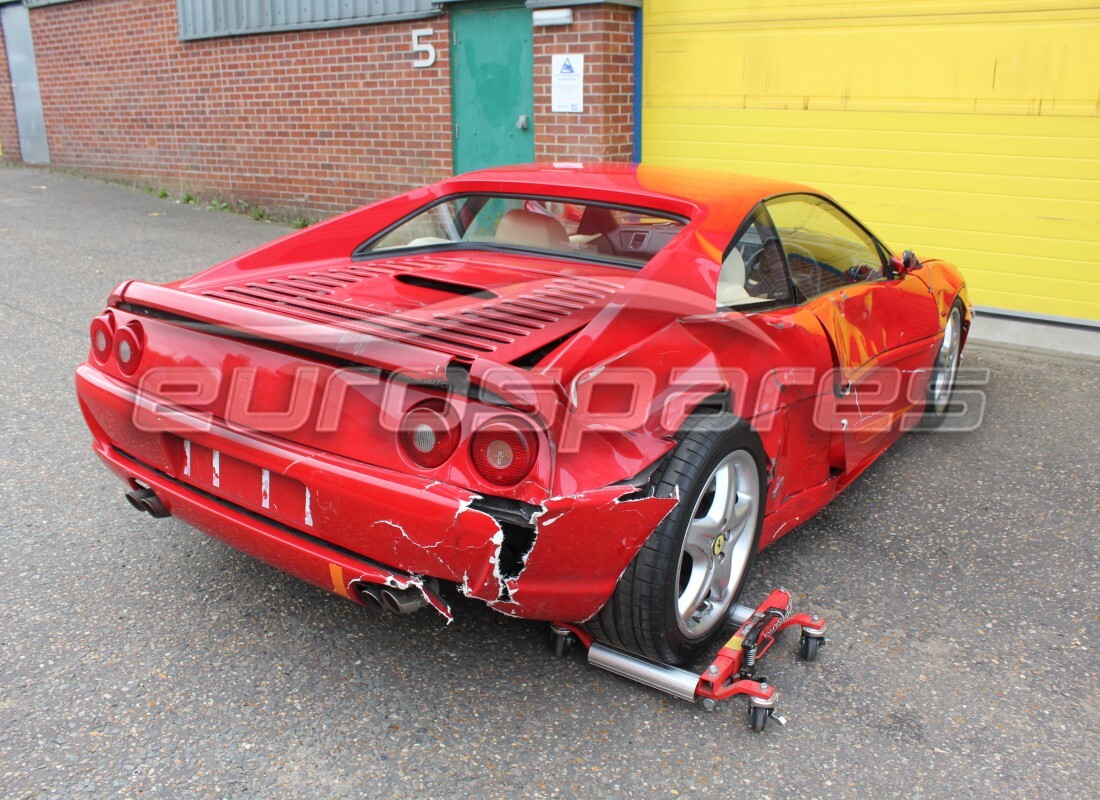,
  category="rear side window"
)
[765,195,886,299]
[356,194,689,269]
[717,205,793,309]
